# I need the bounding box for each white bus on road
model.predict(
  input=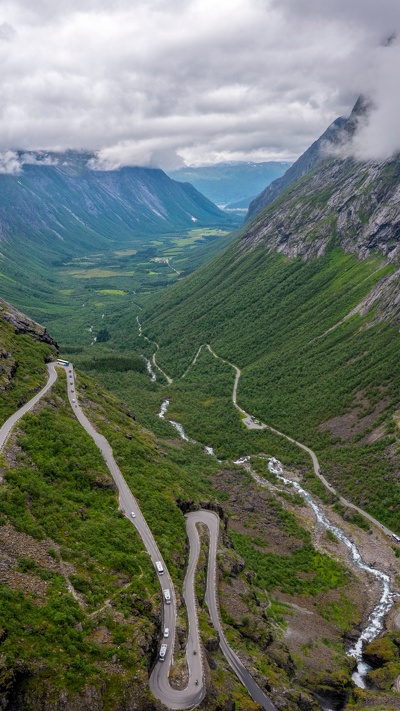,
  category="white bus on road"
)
[163,589,171,604]
[159,643,168,661]
[155,561,164,574]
